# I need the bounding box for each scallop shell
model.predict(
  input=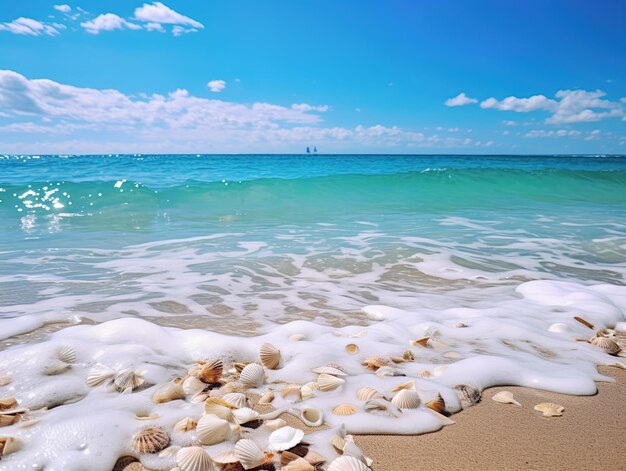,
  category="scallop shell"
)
[327,456,369,471]
[391,389,421,409]
[196,414,233,445]
[356,387,384,401]
[204,397,236,421]
[153,378,185,404]
[361,356,388,370]
[131,426,170,454]
[312,366,347,377]
[258,389,275,405]
[534,402,564,417]
[299,407,323,427]
[426,393,446,414]
[345,344,359,354]
[411,336,430,348]
[174,417,197,432]
[317,373,345,392]
[239,363,265,388]
[268,426,304,451]
[112,369,145,392]
[363,398,403,417]
[176,446,216,471]
[259,343,281,369]
[159,445,181,458]
[455,384,481,408]
[333,404,357,415]
[183,376,206,397]
[390,380,415,392]
[342,440,373,468]
[197,359,223,384]
[234,439,267,470]
[289,334,306,341]
[492,391,521,406]
[212,450,239,465]
[283,458,315,471]
[281,450,301,466]
[0,398,17,411]
[233,362,248,374]
[263,418,287,430]
[0,372,11,387]
[232,407,260,425]
[86,363,116,387]
[0,436,20,456]
[56,344,76,364]
[305,451,326,465]
[43,360,71,376]
[300,384,316,400]
[222,392,248,409]
[591,336,621,355]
